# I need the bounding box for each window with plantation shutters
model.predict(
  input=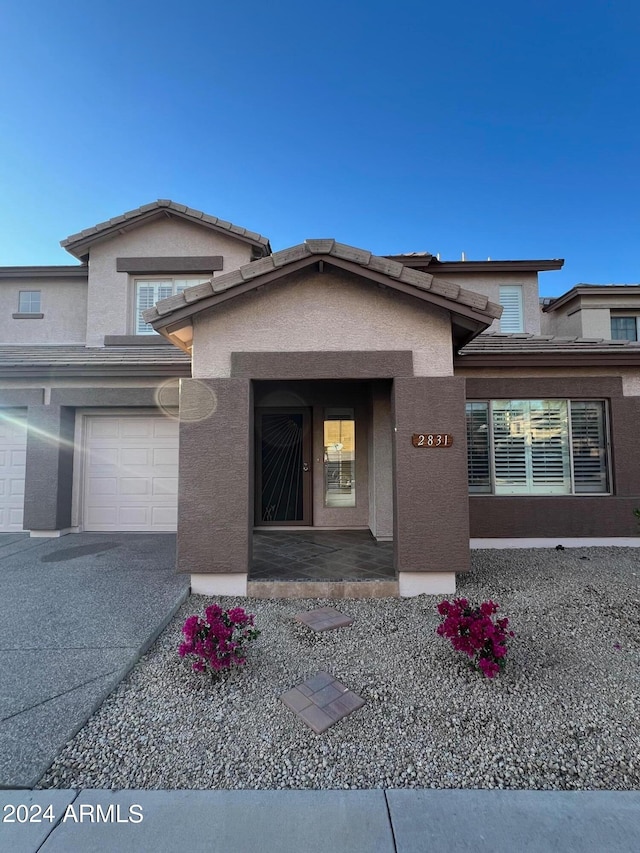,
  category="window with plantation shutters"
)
[465,400,610,496]
[570,401,608,493]
[135,277,210,334]
[498,286,524,333]
[466,402,491,493]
